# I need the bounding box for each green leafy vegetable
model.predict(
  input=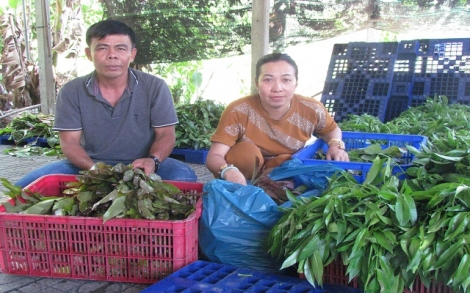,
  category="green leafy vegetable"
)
[0,162,202,223]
